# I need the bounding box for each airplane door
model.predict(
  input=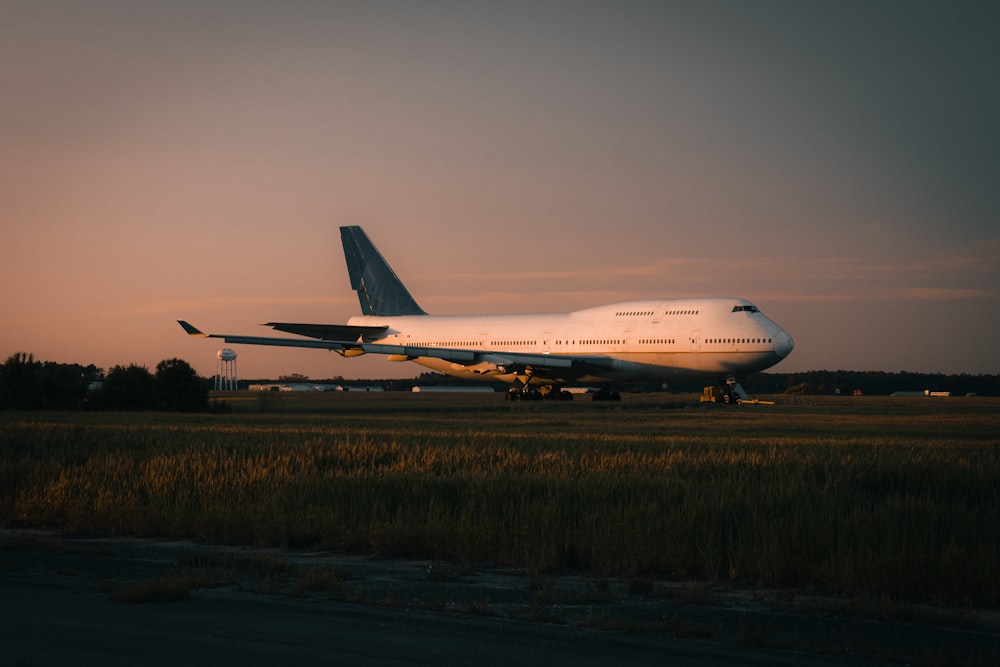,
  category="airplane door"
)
[690,330,701,352]
[543,331,553,353]
[651,301,667,324]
